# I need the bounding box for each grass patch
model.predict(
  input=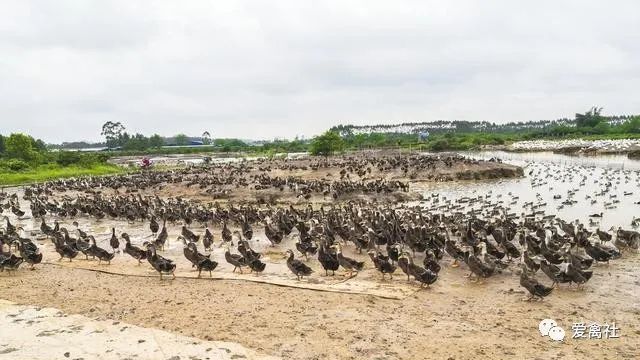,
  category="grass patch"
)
[0,164,124,186]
